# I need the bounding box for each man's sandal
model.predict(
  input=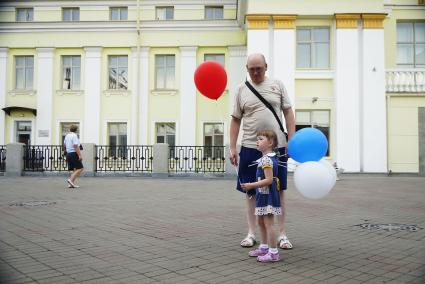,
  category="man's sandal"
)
[278,235,293,249]
[240,234,256,247]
